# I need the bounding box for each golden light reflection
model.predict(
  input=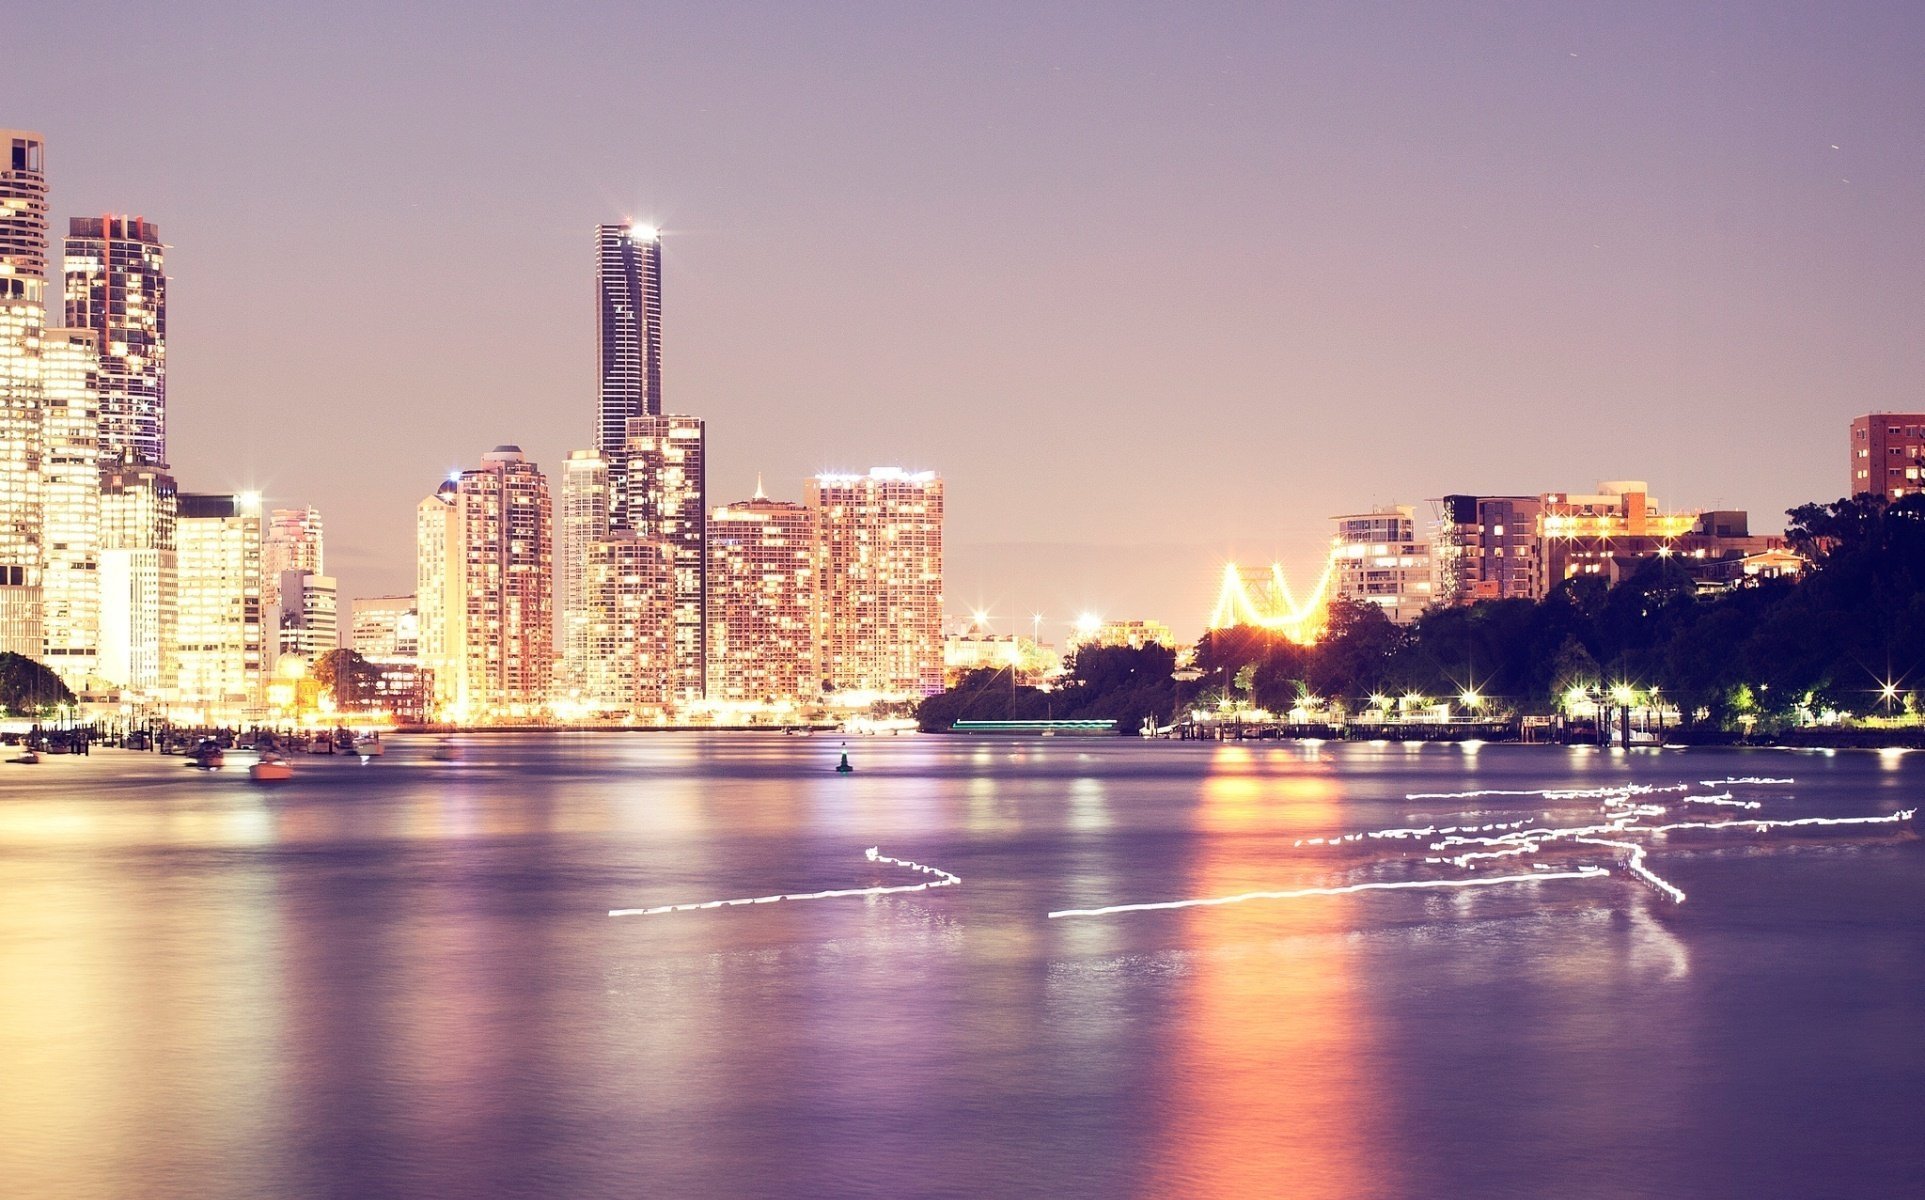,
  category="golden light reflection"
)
[1147,750,1386,1198]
